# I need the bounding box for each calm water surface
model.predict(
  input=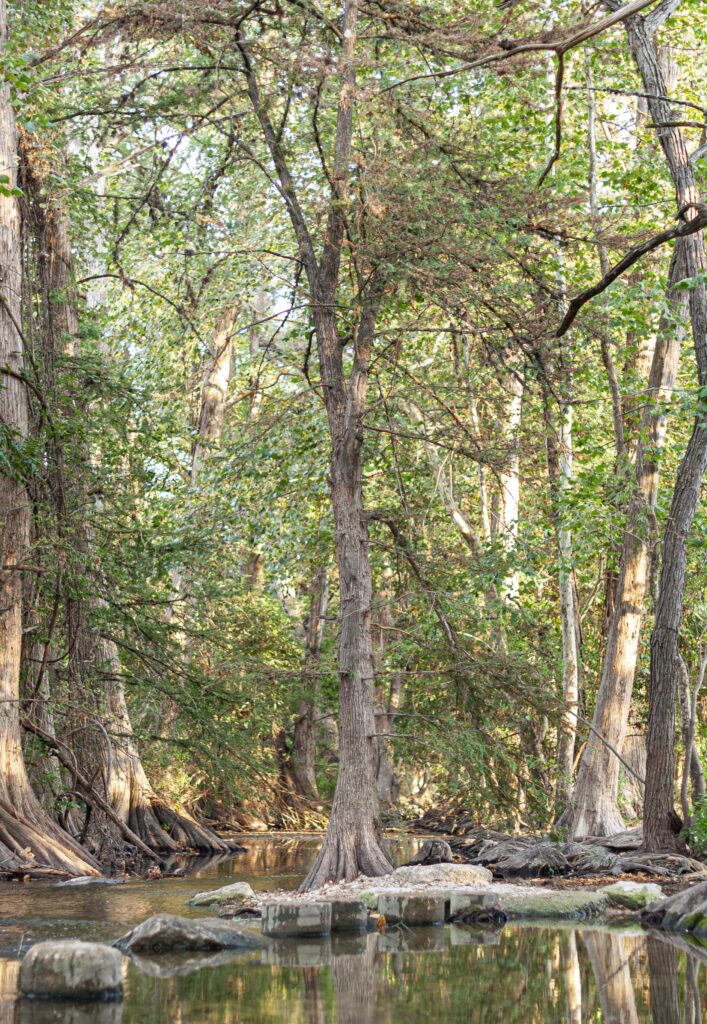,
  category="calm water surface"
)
[0,835,705,1023]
